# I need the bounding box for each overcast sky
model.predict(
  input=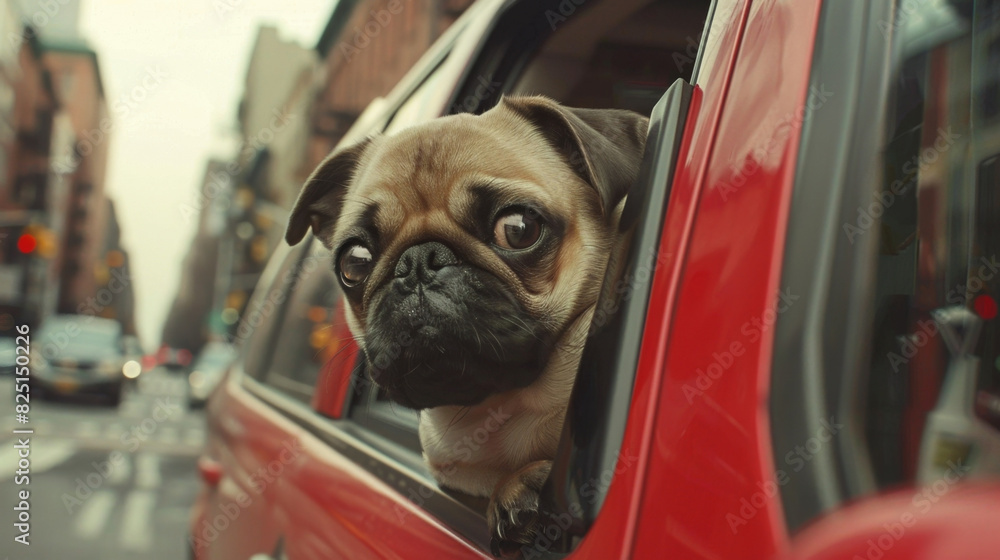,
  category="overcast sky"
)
[74,0,335,348]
